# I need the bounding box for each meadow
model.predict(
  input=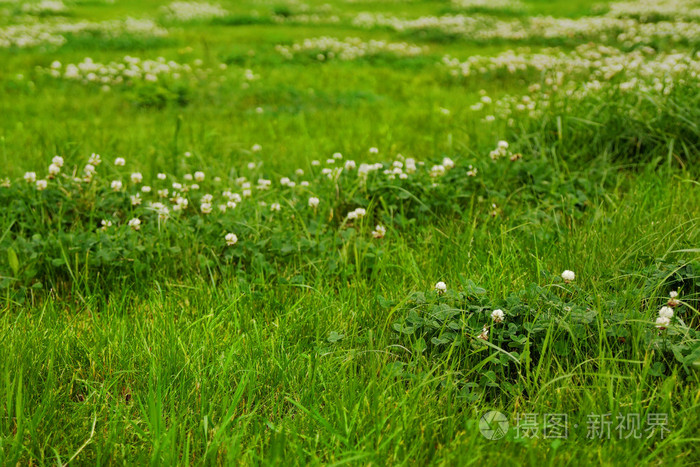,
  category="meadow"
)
[0,0,699,464]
